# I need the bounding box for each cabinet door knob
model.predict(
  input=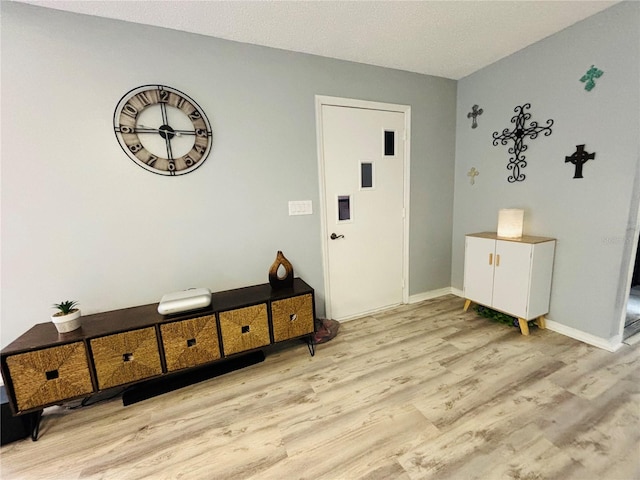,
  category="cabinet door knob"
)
[496,254,501,267]
[489,253,493,265]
